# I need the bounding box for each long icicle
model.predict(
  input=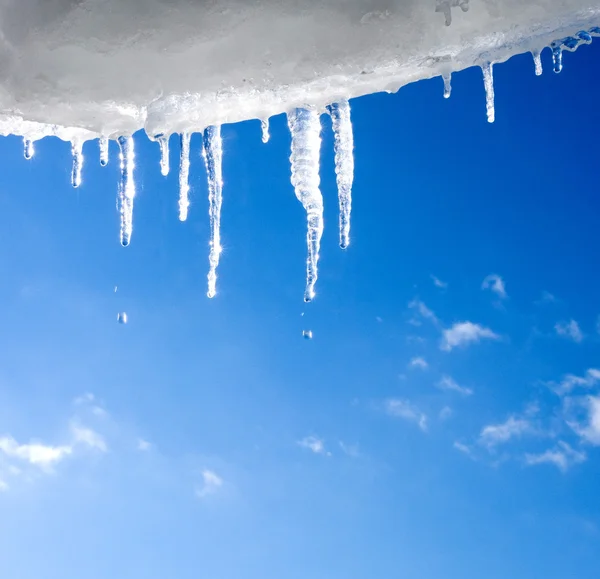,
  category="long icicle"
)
[158,134,170,176]
[71,140,84,188]
[202,126,224,299]
[99,137,109,166]
[482,62,495,123]
[328,100,354,250]
[287,108,324,302]
[179,132,191,221]
[117,136,136,247]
